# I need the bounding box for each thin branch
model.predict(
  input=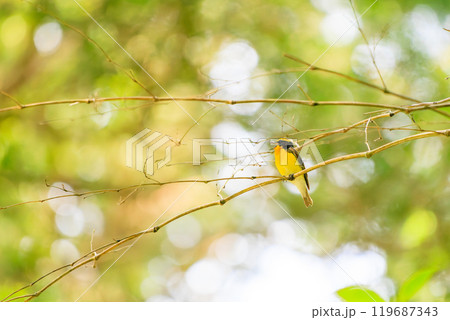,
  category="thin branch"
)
[349,0,387,89]
[296,84,314,105]
[283,55,450,119]
[0,176,278,211]
[364,118,372,151]
[283,54,418,103]
[202,67,309,96]
[308,111,394,145]
[2,95,450,115]
[178,105,217,144]
[269,110,301,133]
[0,90,23,108]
